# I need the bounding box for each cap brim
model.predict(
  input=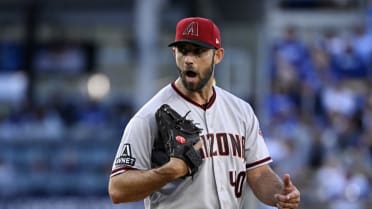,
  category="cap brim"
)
[168,39,216,49]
